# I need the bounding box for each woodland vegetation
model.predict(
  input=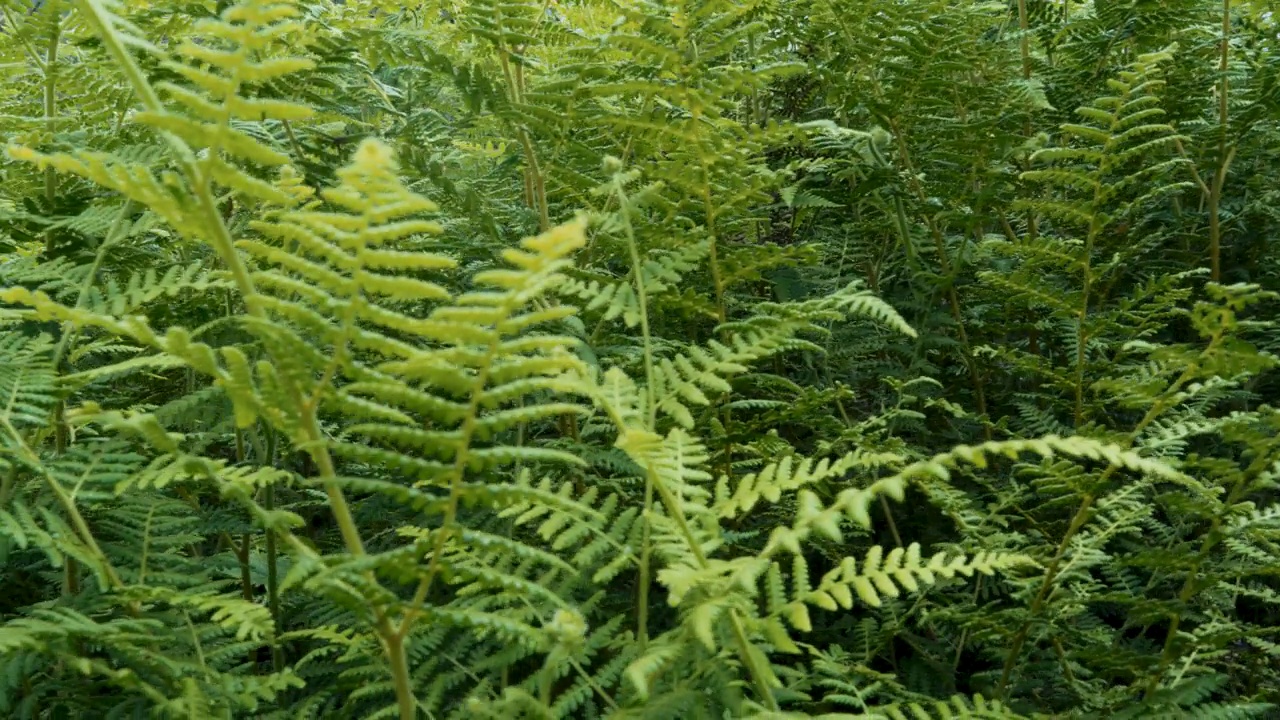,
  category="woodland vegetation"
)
[2,0,1280,717]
